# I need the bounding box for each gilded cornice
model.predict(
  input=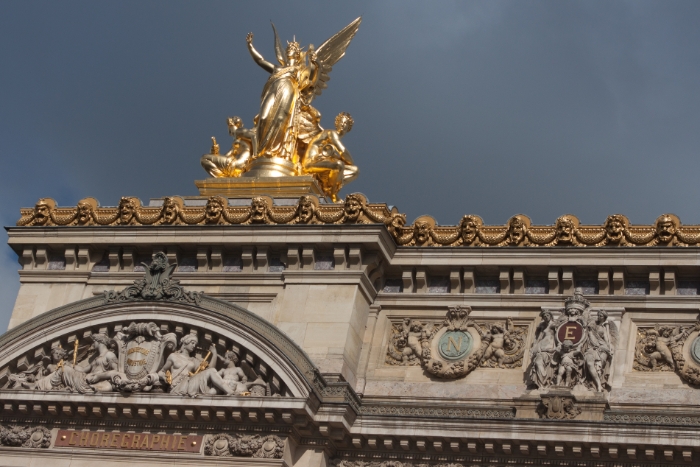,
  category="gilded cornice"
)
[16,195,700,247]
